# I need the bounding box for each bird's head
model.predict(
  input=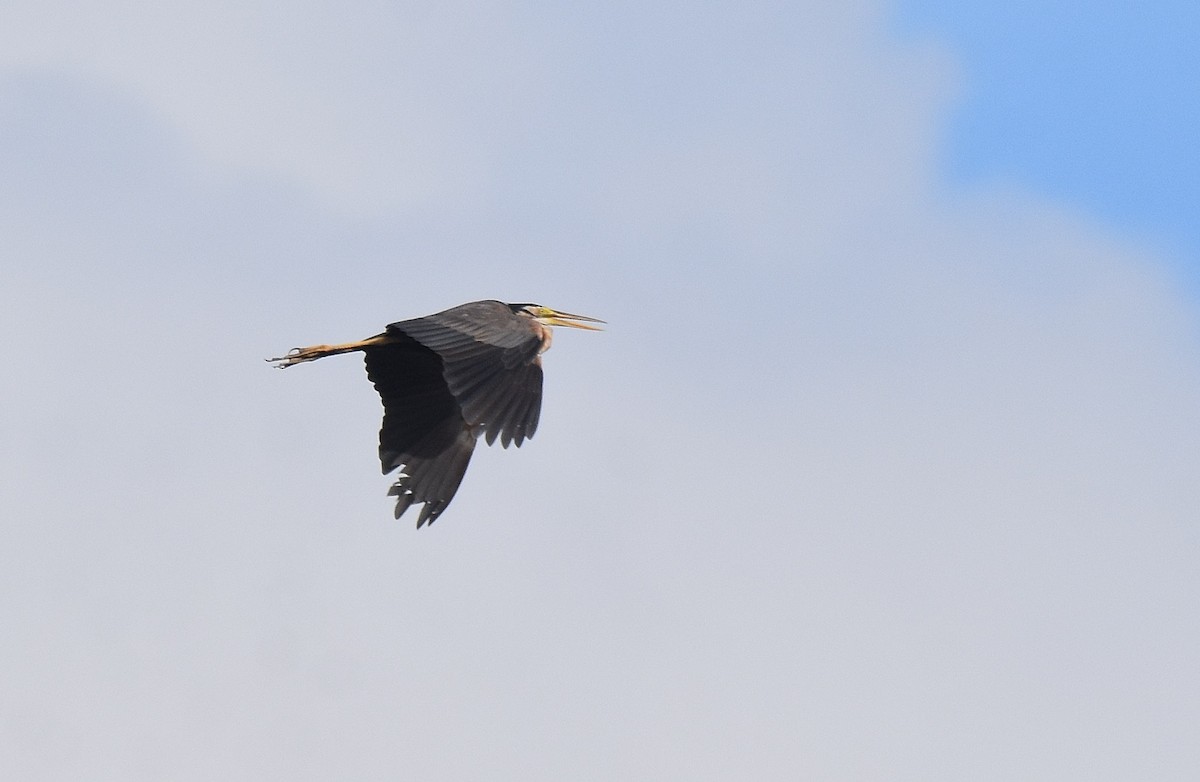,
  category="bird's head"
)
[511,304,605,331]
